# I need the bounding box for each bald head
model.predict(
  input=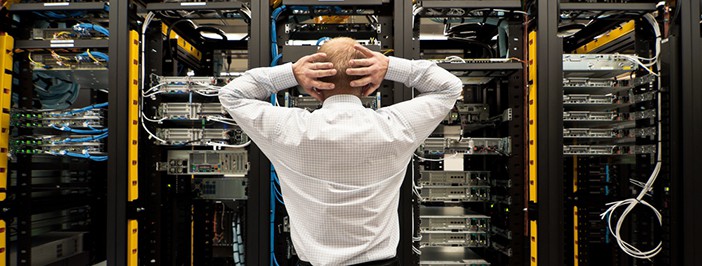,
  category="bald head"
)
[317,37,367,95]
